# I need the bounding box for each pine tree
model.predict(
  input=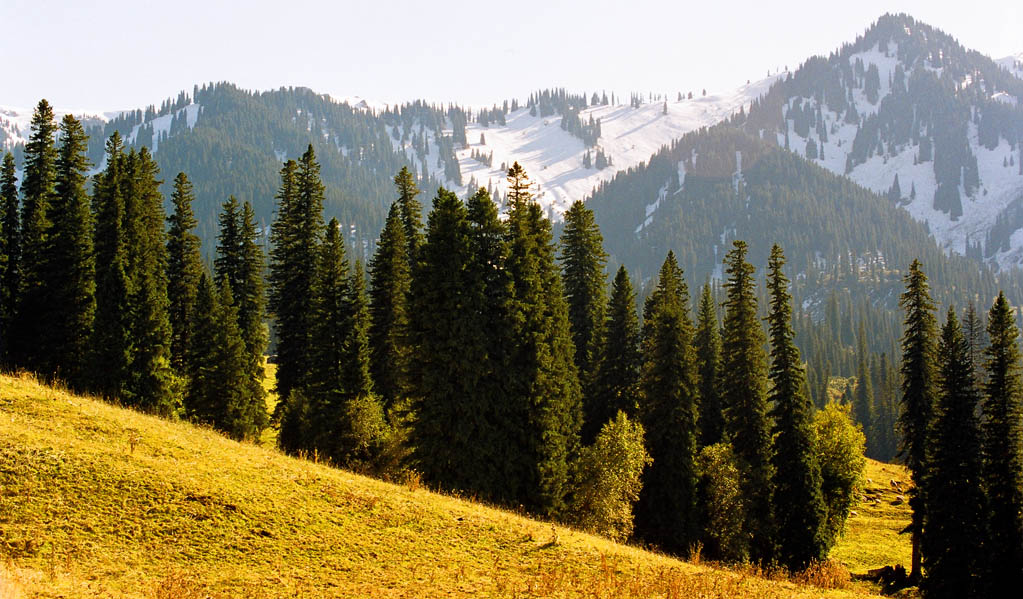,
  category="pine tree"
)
[765,245,827,572]
[635,251,700,553]
[898,259,938,581]
[185,273,255,440]
[368,203,411,413]
[504,162,582,517]
[695,283,723,447]
[166,173,202,372]
[90,134,132,401]
[963,301,987,381]
[923,308,987,599]
[44,114,95,388]
[12,99,58,371]
[721,240,774,564]
[0,153,18,364]
[590,265,642,441]
[981,292,1023,596]
[269,148,324,429]
[393,166,424,263]
[559,200,607,443]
